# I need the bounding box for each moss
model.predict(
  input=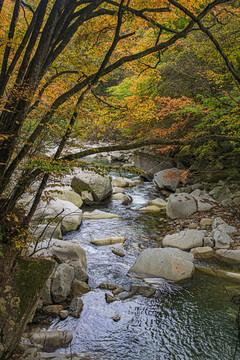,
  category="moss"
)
[13,258,54,318]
